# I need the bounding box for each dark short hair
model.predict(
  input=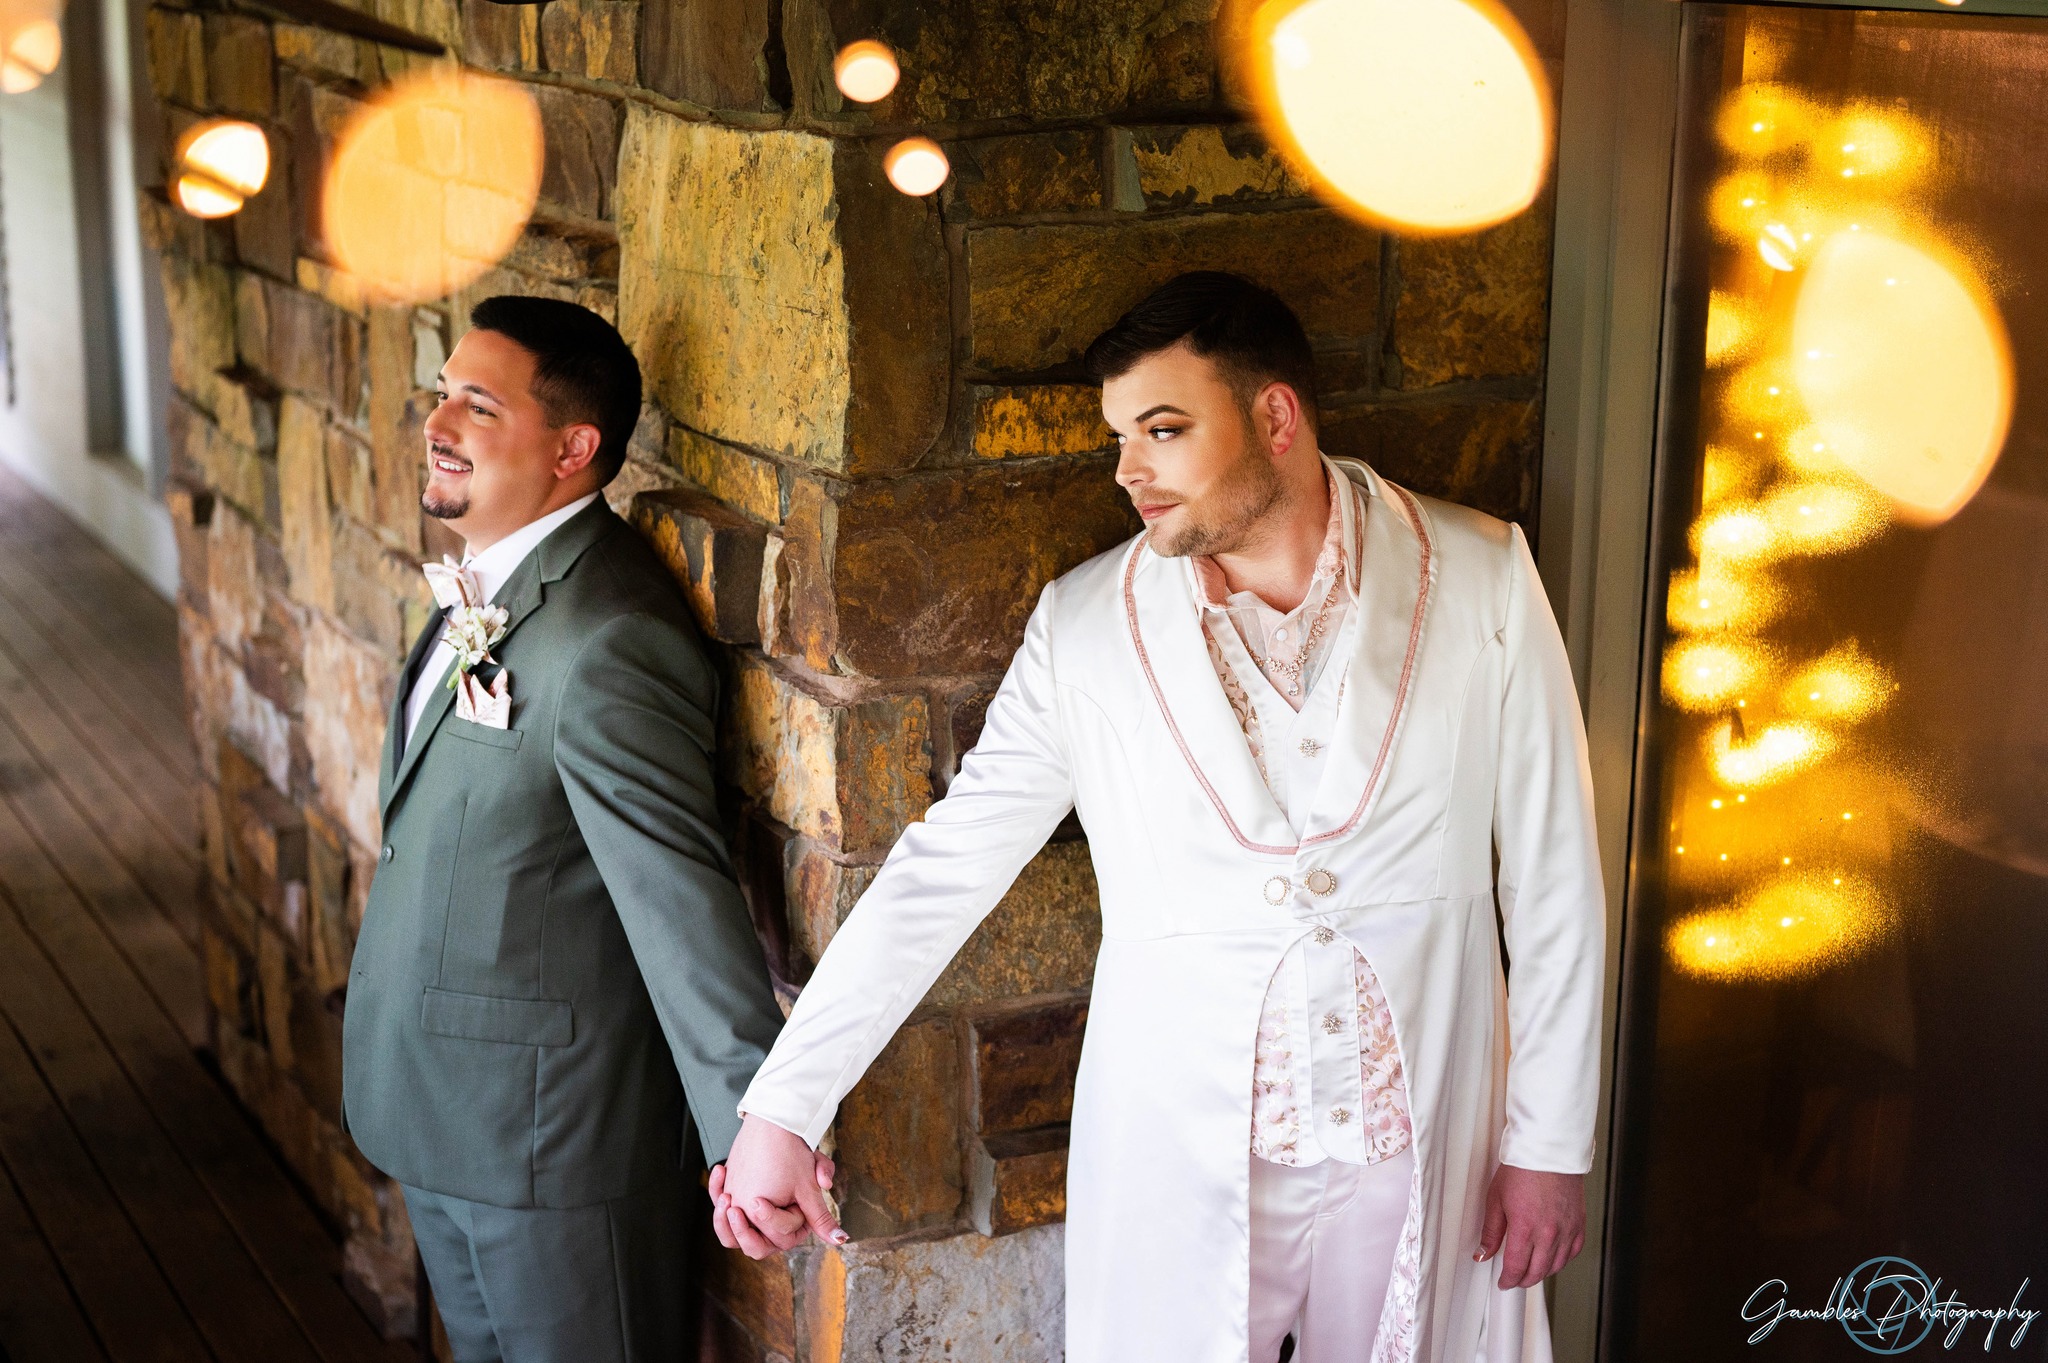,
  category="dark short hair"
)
[1081,272,1318,428]
[468,295,643,485]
